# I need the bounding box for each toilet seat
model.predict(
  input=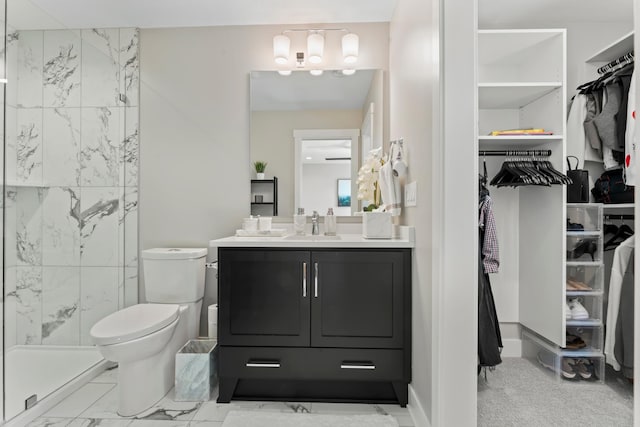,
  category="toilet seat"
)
[90,303,180,346]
